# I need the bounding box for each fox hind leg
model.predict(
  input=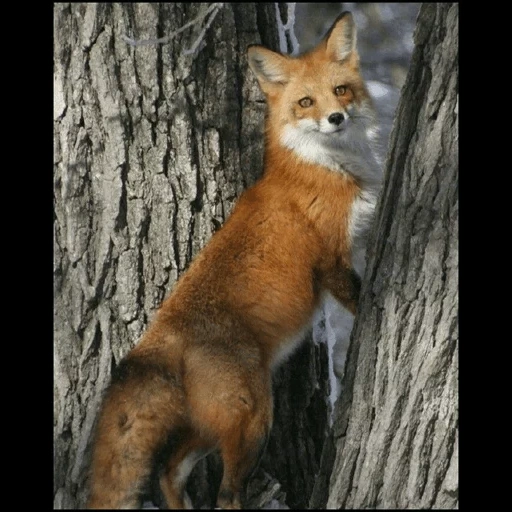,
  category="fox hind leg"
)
[184,352,273,509]
[217,426,270,509]
[212,384,272,509]
[159,429,210,509]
